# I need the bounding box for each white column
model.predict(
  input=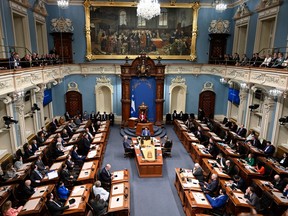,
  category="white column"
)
[244,89,254,129]
[271,96,283,146]
[237,89,248,124]
[34,85,45,129]
[15,97,27,144]
[261,96,275,139]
